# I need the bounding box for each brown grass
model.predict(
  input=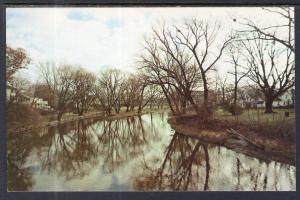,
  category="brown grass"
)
[168,111,295,165]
